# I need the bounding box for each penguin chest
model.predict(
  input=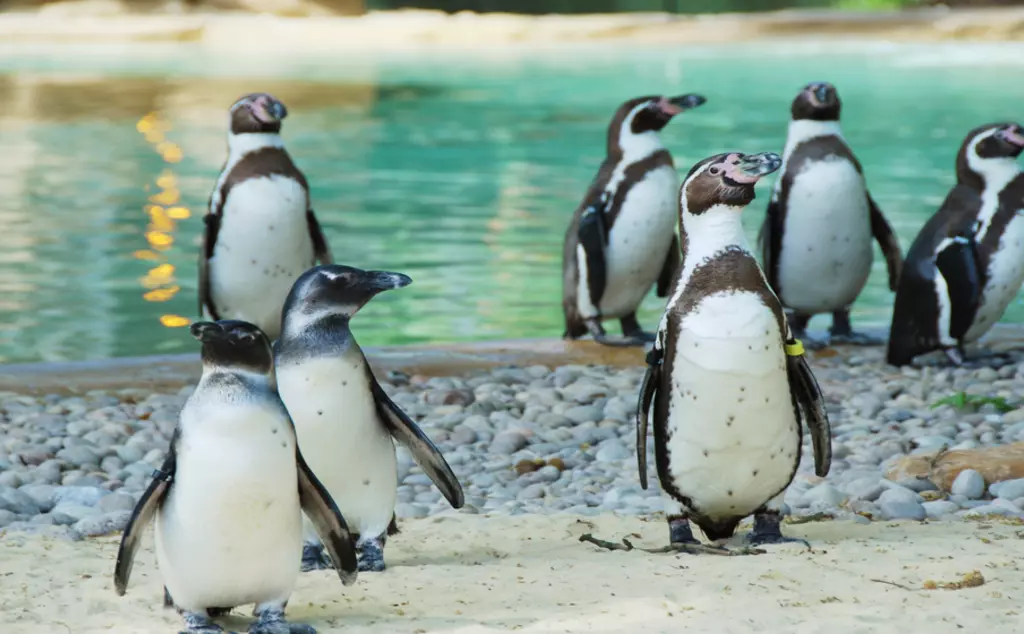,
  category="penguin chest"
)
[155,402,302,611]
[208,175,315,338]
[276,357,398,538]
[965,210,1024,342]
[776,159,873,312]
[662,291,799,520]
[594,165,679,318]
